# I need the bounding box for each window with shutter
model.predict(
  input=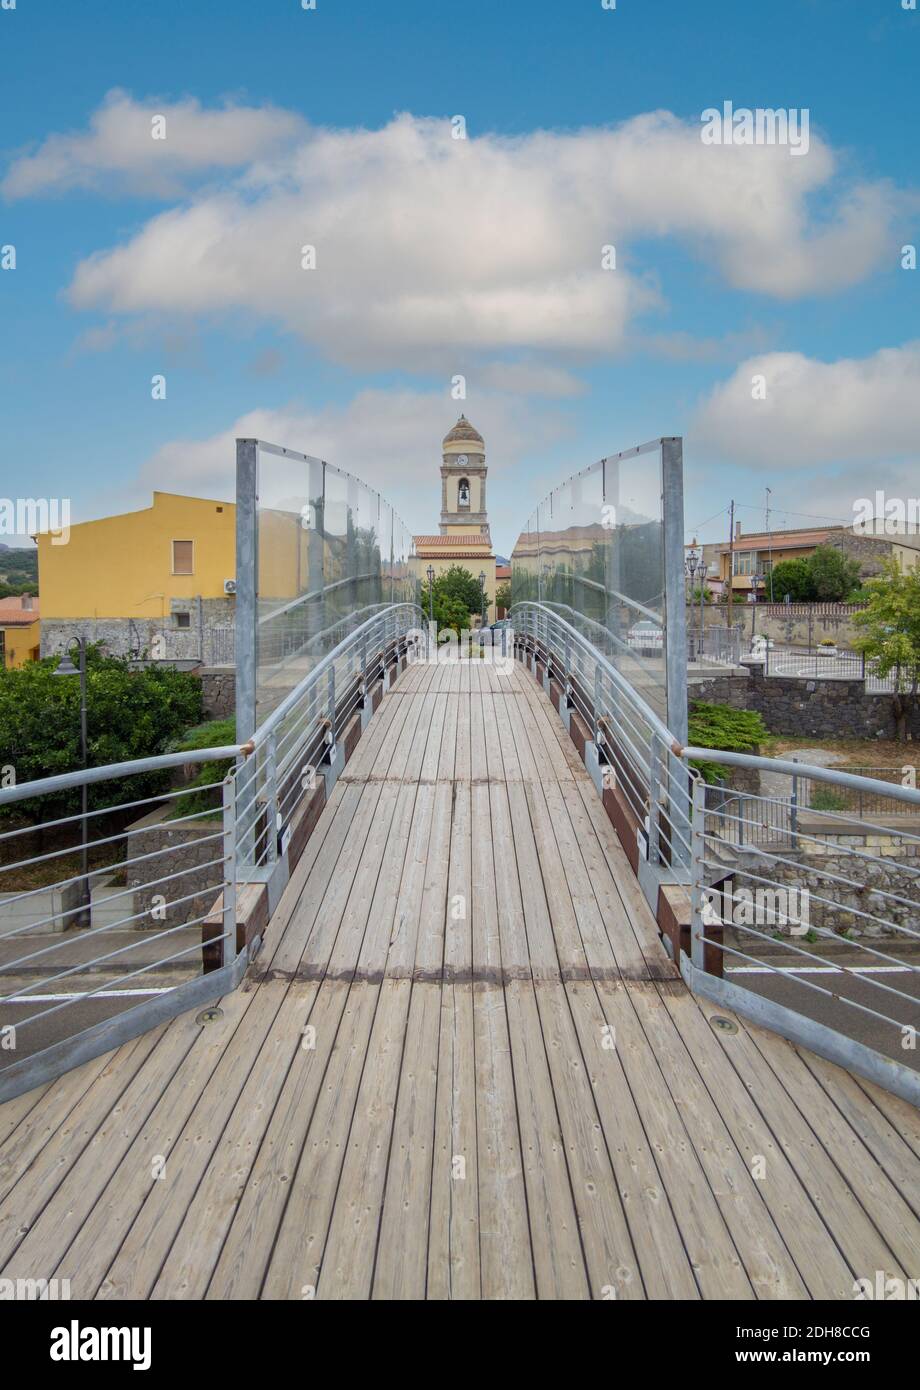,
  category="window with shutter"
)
[172,540,194,575]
